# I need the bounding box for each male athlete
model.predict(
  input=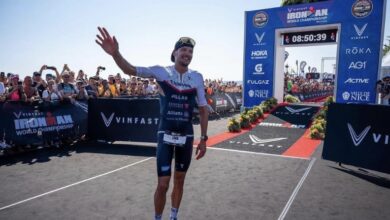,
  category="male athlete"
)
[96,27,208,220]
